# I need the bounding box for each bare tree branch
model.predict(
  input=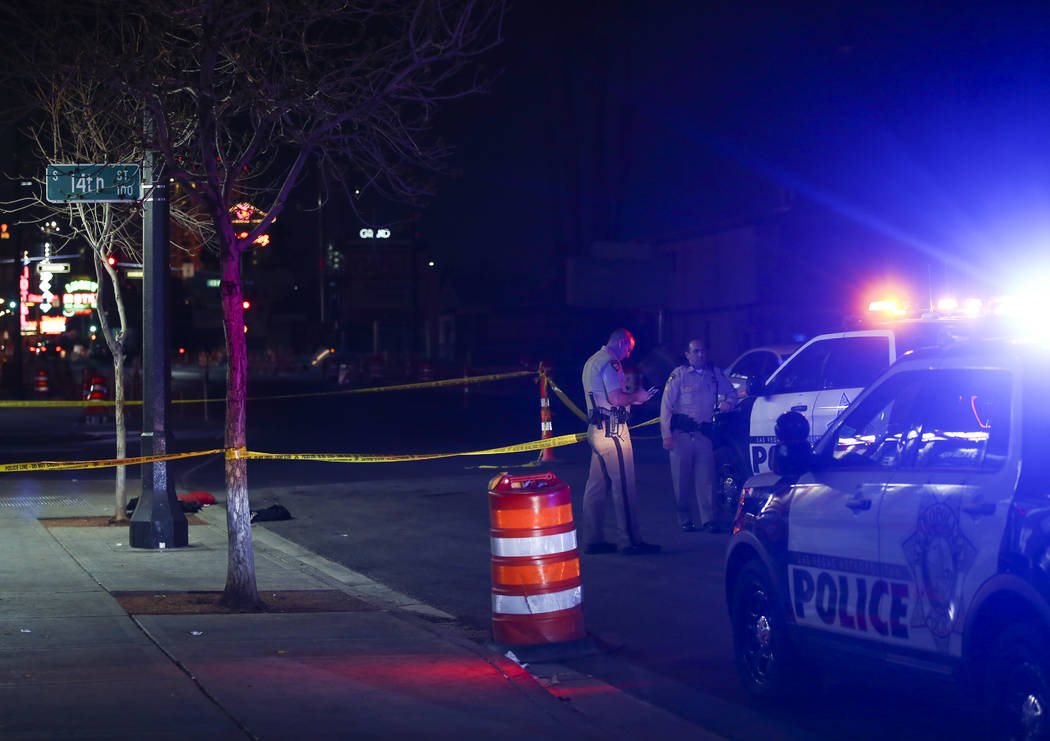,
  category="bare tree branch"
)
[3,0,505,609]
